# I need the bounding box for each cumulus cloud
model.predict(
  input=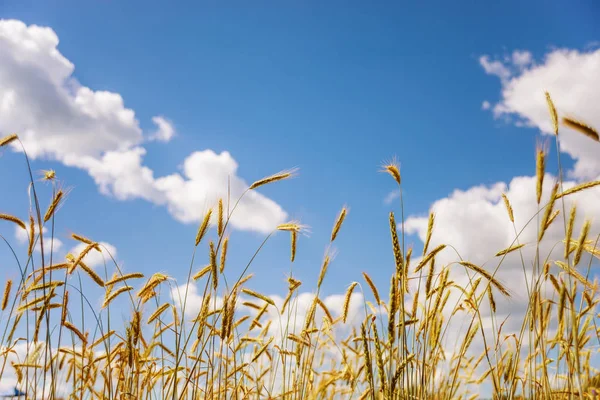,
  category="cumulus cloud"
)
[14,224,63,253]
[404,173,600,355]
[170,283,225,318]
[480,47,600,180]
[396,46,600,362]
[0,19,287,233]
[148,116,175,142]
[170,278,369,346]
[384,189,401,205]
